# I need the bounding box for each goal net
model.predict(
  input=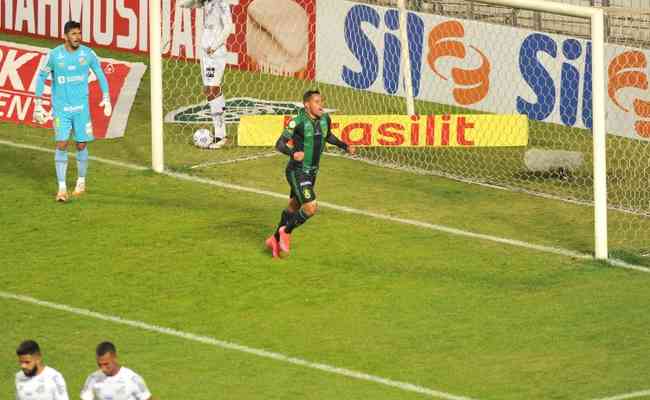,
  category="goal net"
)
[157,0,650,261]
